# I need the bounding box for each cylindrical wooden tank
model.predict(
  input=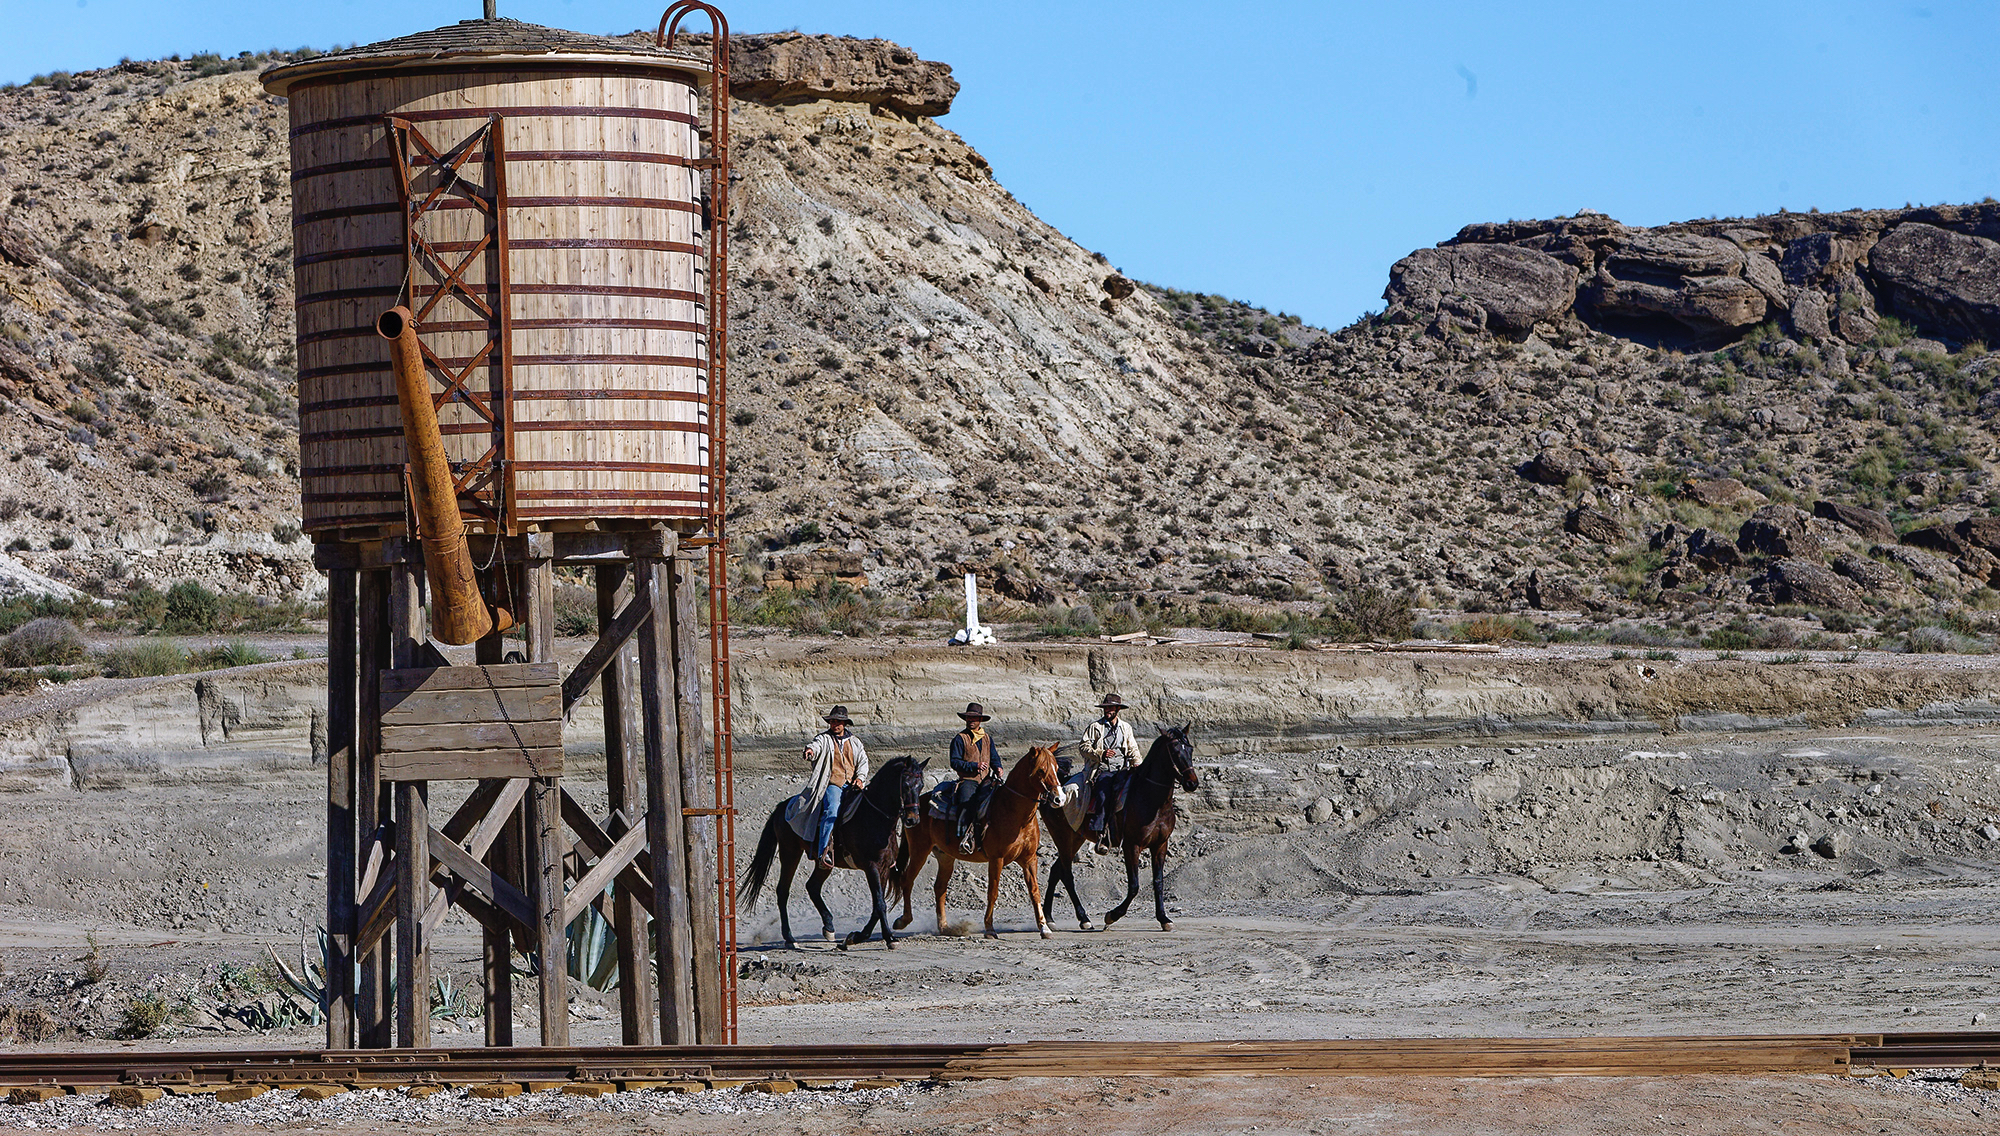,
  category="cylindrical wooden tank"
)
[263,20,714,537]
